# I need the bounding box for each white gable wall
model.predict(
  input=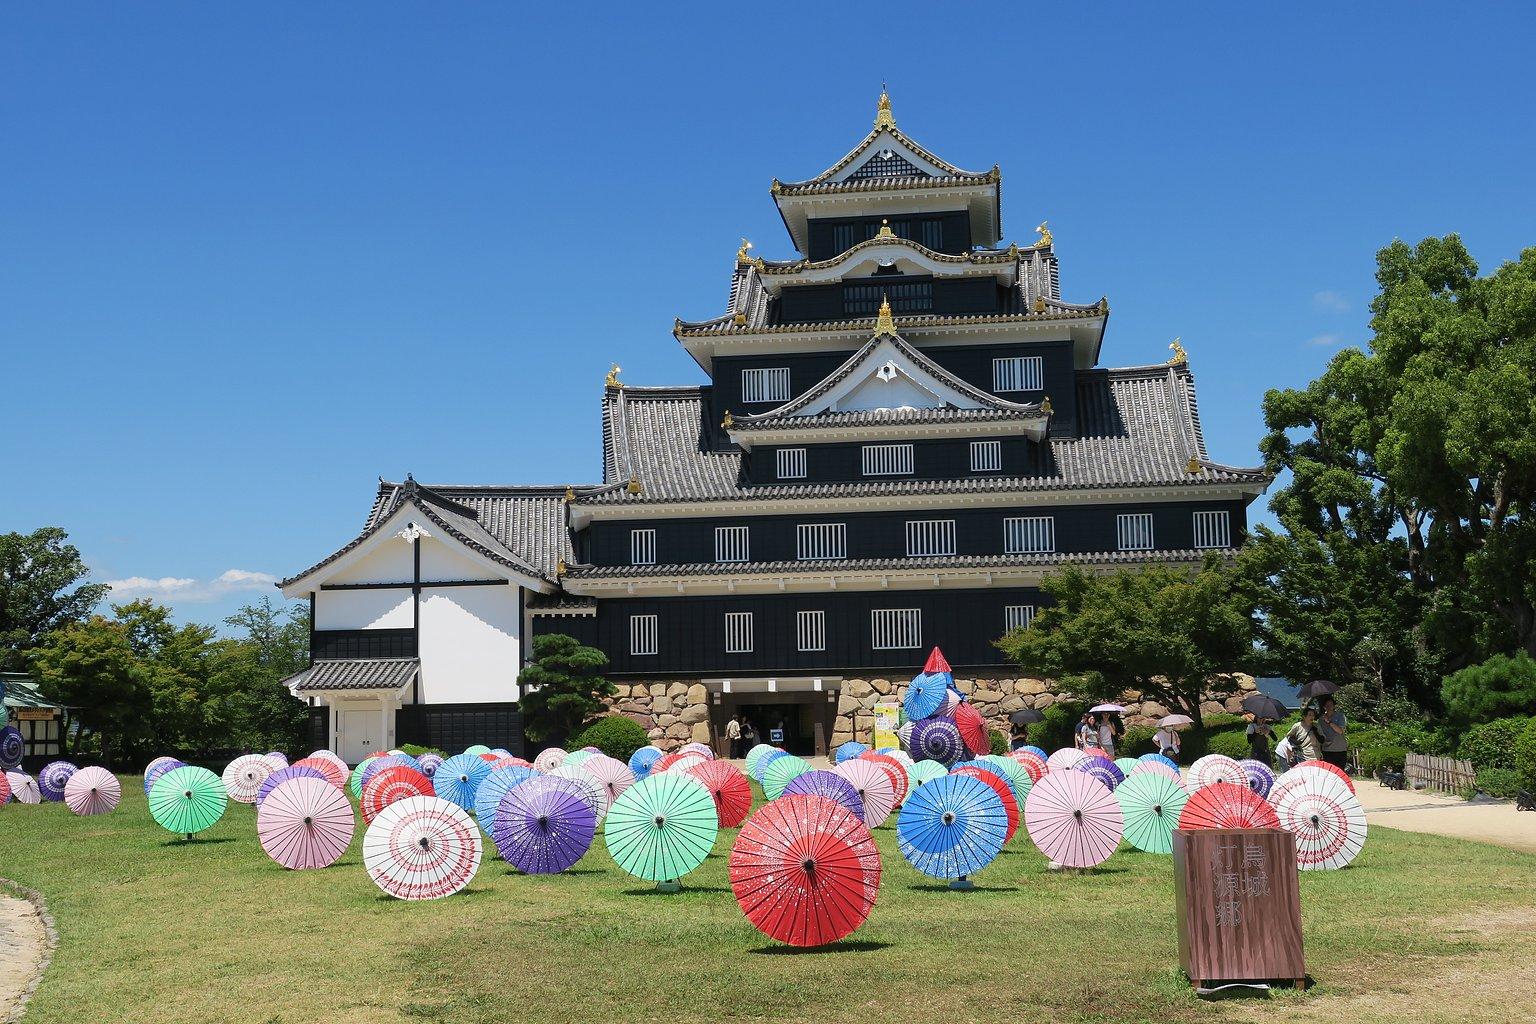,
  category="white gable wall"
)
[315,589,414,630]
[418,584,522,704]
